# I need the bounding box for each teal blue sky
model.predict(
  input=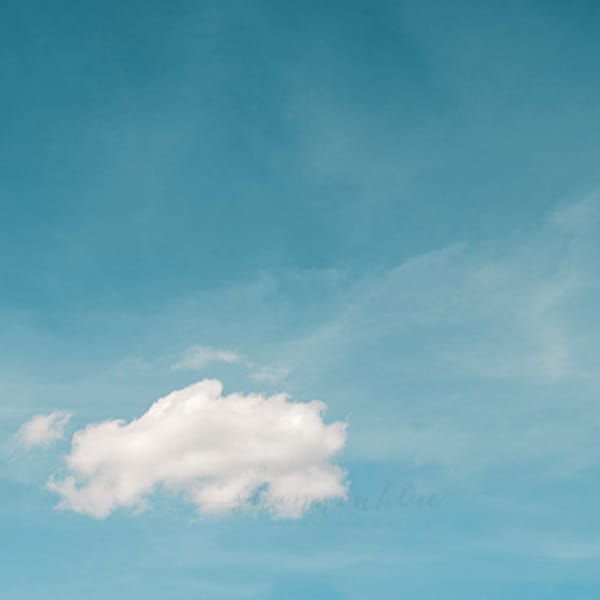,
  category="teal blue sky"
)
[2,1,600,598]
